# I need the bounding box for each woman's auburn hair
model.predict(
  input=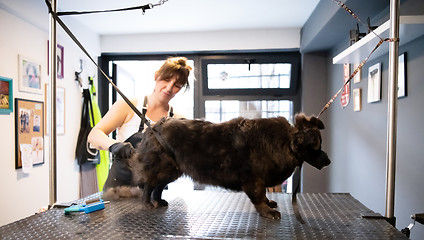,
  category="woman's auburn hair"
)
[156,56,192,89]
